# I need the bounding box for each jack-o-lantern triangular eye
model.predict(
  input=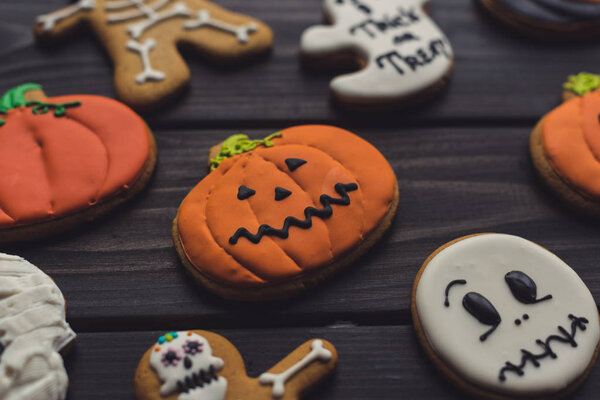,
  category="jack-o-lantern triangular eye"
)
[285,158,307,171]
[237,185,256,200]
[275,187,292,201]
